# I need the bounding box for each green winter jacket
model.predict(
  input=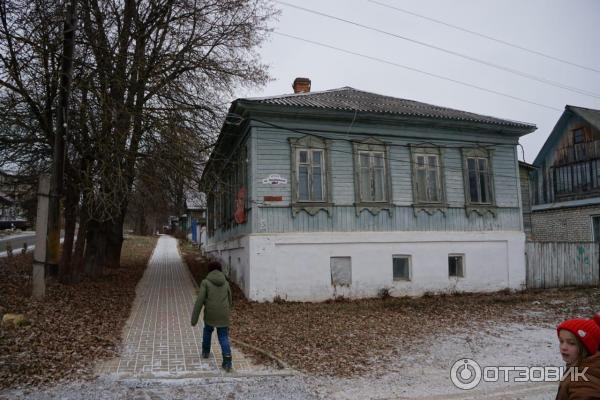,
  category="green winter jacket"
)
[190,270,233,328]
